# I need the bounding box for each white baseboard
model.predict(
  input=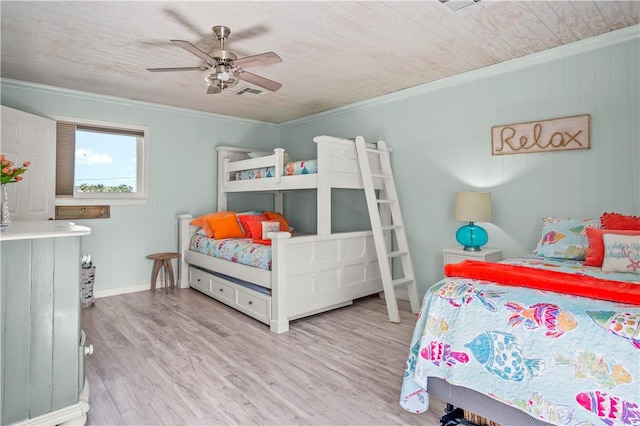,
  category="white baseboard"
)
[93,282,404,300]
[93,282,151,299]
[395,288,409,301]
[377,289,409,301]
